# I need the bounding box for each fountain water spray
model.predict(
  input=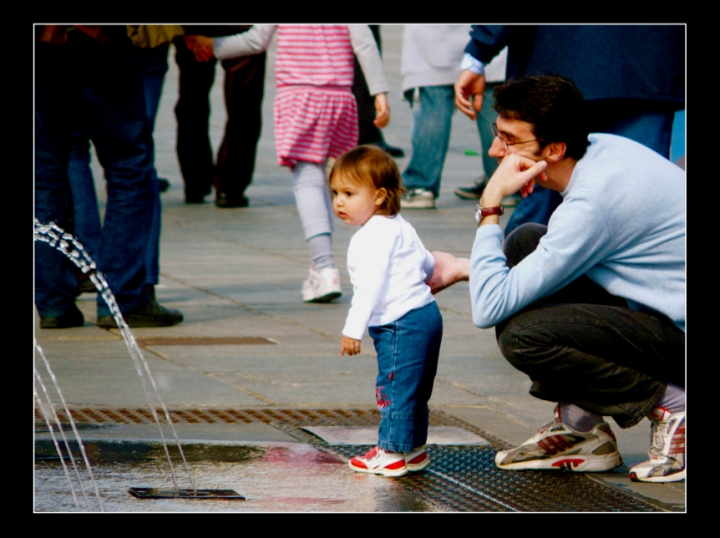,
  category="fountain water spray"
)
[34,219,200,500]
[35,342,104,511]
